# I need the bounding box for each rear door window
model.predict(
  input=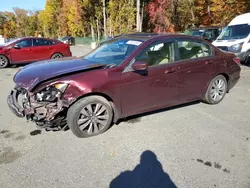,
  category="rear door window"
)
[33,38,51,46]
[177,39,213,60]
